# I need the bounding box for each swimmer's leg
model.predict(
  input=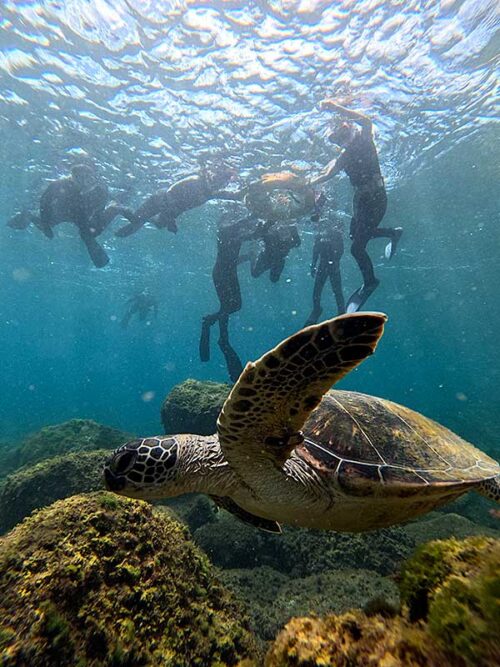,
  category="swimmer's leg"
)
[218,314,243,383]
[328,261,346,315]
[304,262,327,326]
[347,233,379,313]
[79,228,110,268]
[115,192,166,237]
[269,257,286,283]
